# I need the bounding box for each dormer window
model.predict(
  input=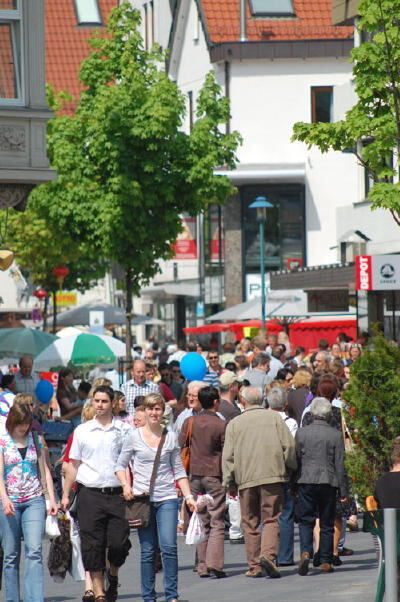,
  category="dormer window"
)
[74,0,102,26]
[249,0,295,17]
